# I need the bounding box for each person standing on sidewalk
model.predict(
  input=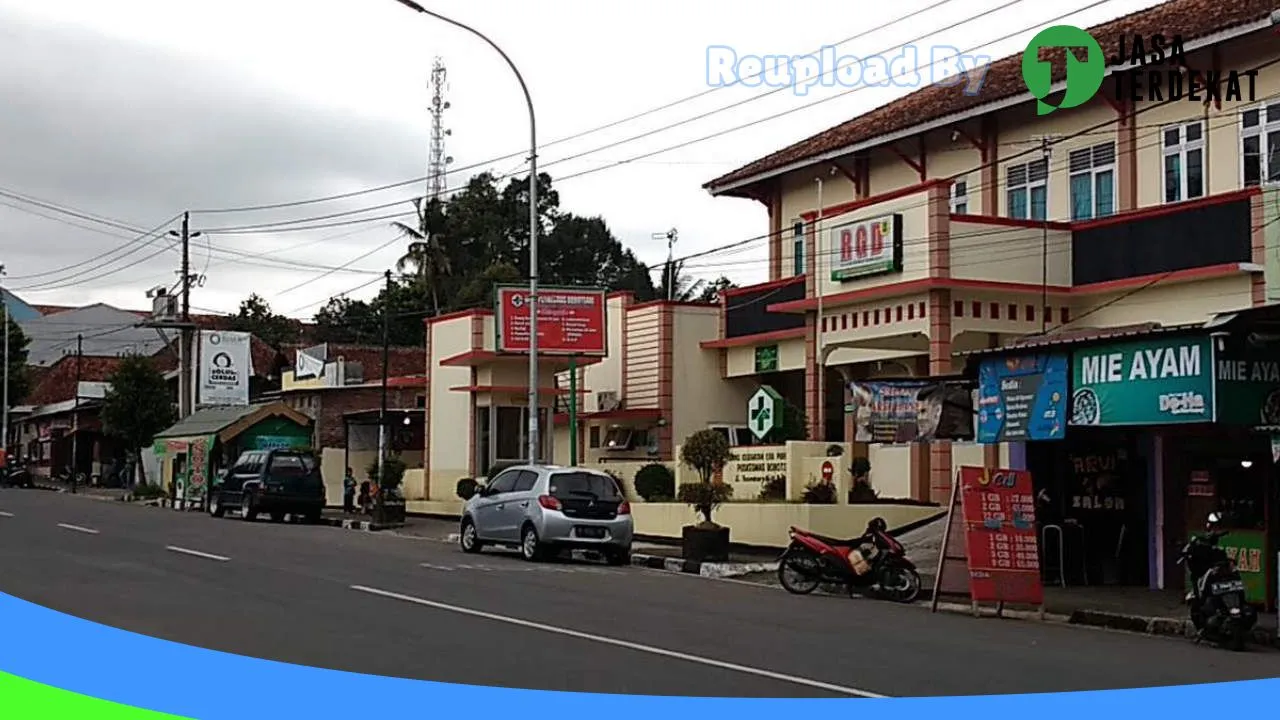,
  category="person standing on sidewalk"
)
[342,467,357,514]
